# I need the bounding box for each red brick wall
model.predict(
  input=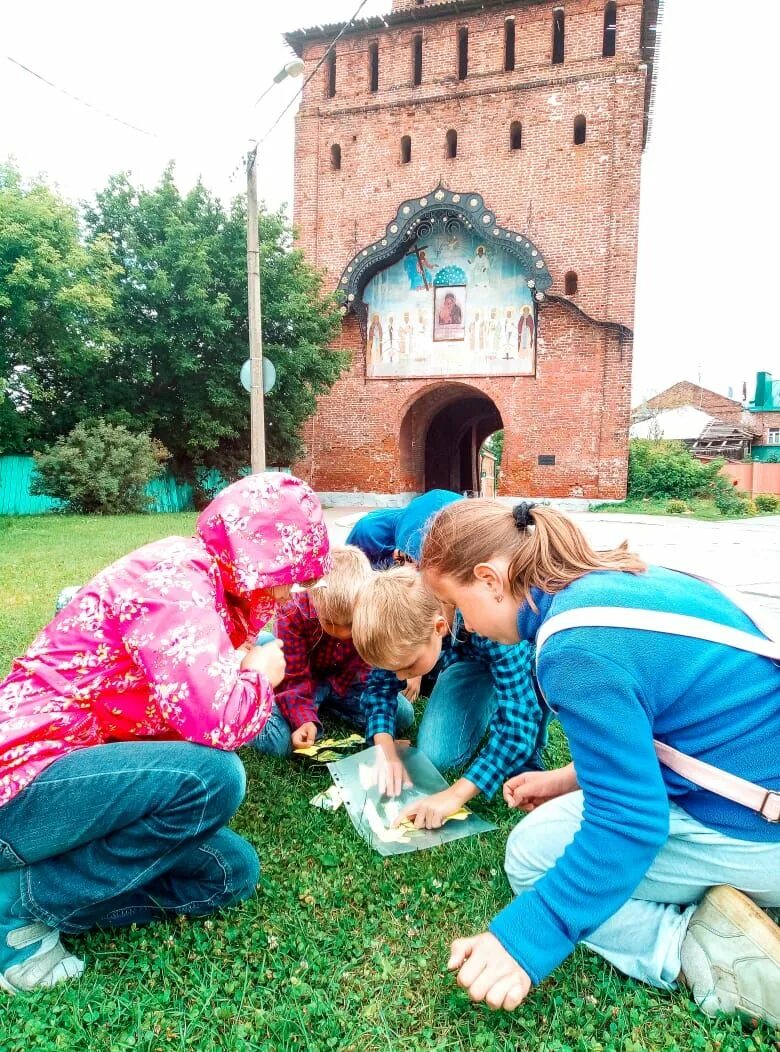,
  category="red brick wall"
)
[290,0,646,499]
[751,411,780,445]
[642,382,748,426]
